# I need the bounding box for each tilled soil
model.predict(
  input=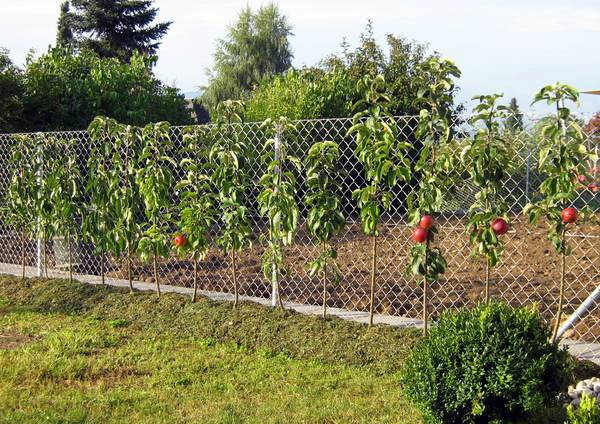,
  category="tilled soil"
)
[1,214,599,342]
